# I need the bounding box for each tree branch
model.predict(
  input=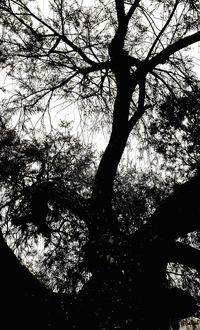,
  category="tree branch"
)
[115,0,125,25]
[52,182,90,226]
[168,241,200,272]
[131,174,200,249]
[146,0,179,59]
[91,65,135,220]
[126,0,141,23]
[149,31,200,68]
[3,1,96,66]
[110,0,141,58]
[0,230,46,293]
[128,77,146,132]
[79,60,112,74]
[0,230,69,328]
